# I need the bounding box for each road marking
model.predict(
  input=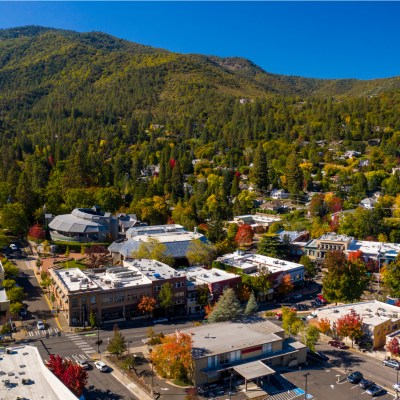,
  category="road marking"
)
[79,354,87,360]
[351,385,359,389]
[65,356,71,361]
